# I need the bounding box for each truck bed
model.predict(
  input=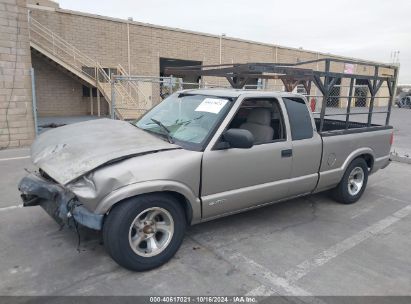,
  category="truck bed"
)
[314,118,381,133]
